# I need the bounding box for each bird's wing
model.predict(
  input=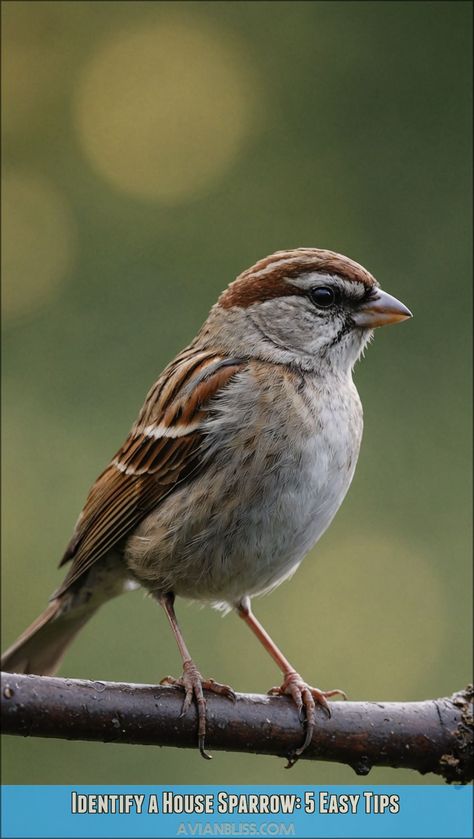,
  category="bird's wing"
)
[55,350,245,596]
